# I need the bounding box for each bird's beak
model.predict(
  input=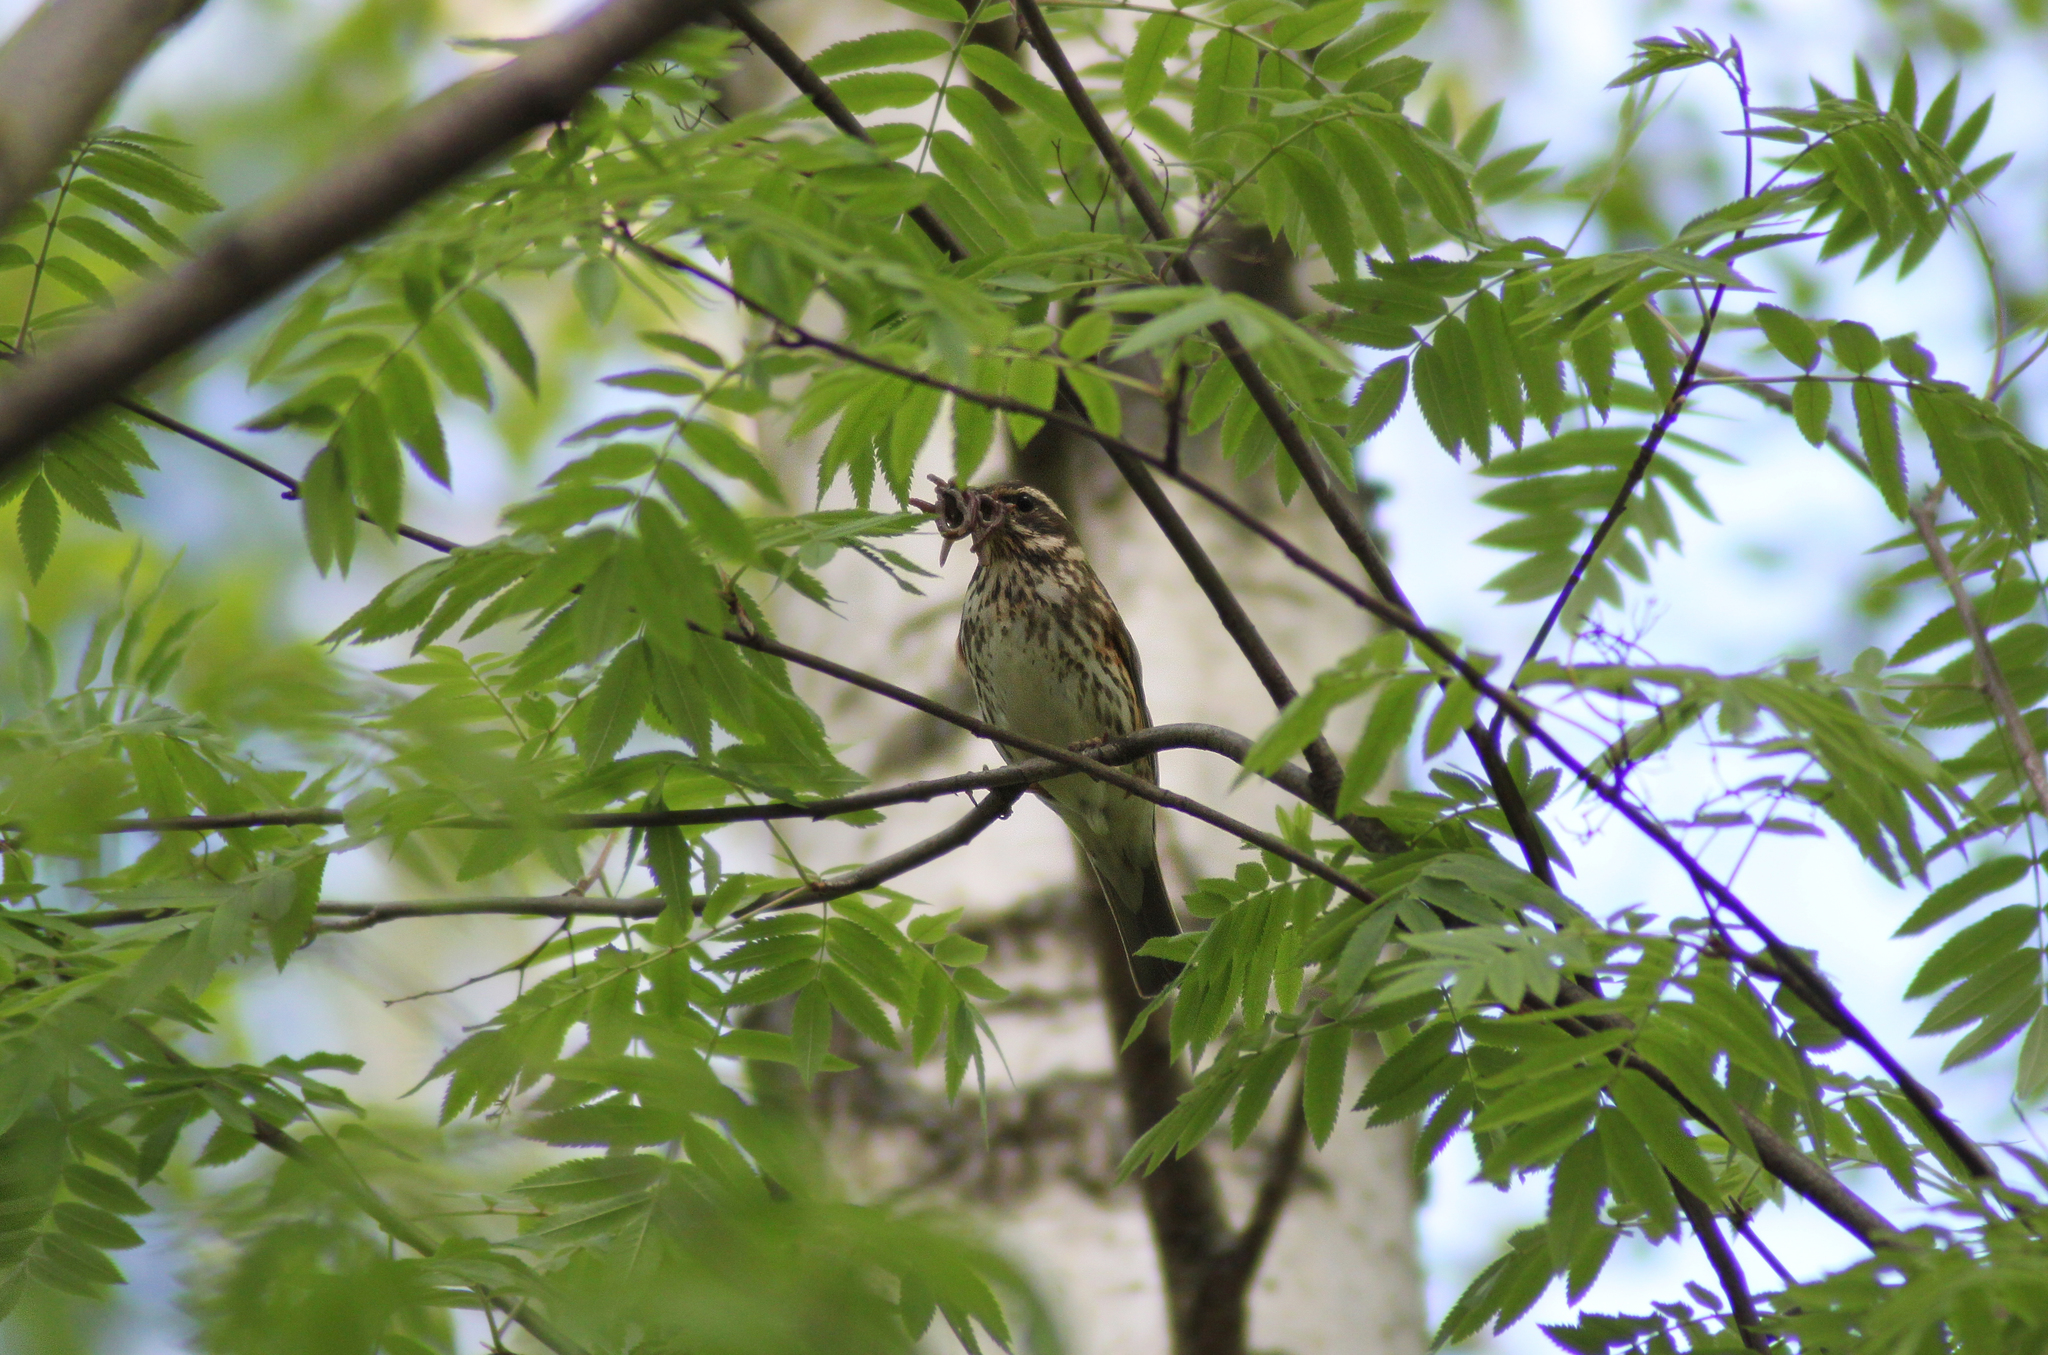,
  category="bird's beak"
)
[913,475,1005,566]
